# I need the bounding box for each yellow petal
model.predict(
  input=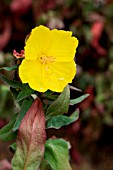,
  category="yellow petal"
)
[24,25,51,60]
[47,29,78,62]
[19,59,47,92]
[19,26,78,92]
[25,26,78,62]
[43,61,76,92]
